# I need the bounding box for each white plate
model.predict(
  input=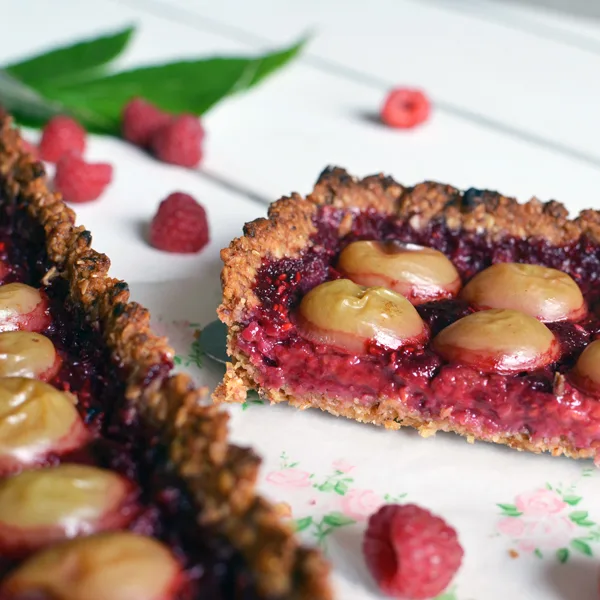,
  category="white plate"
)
[130,277,600,600]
